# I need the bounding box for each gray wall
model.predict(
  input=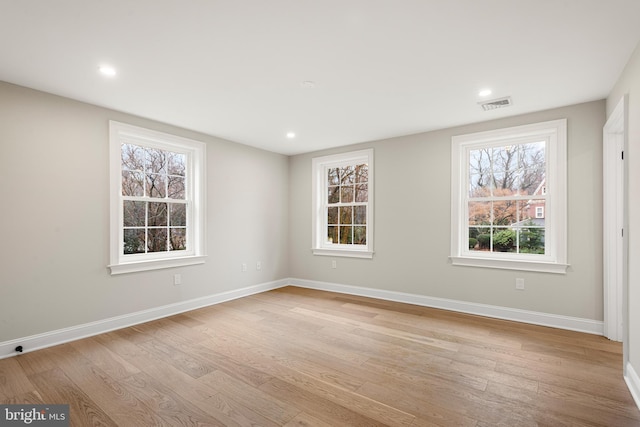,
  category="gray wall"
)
[607,40,640,381]
[0,82,290,342]
[0,79,608,345]
[289,100,605,320]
